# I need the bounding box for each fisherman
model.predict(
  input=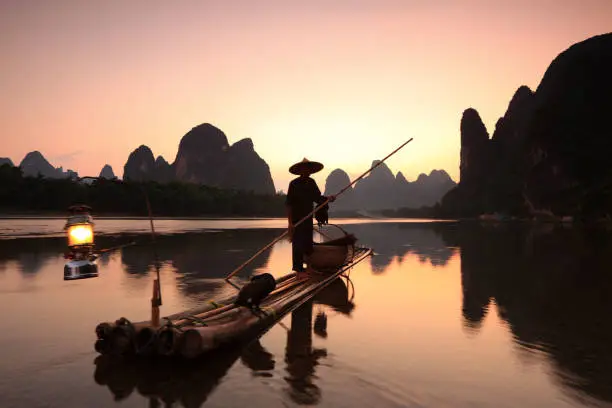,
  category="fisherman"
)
[285,158,335,277]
